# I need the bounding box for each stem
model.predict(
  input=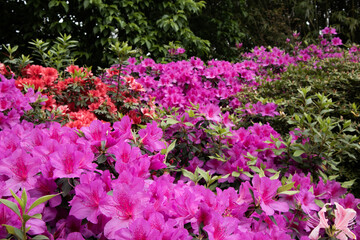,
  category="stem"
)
[22,217,26,240]
[115,57,123,101]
